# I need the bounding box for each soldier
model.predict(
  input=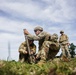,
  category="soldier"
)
[37,33,60,61]
[24,26,60,63]
[59,30,71,61]
[18,39,36,63]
